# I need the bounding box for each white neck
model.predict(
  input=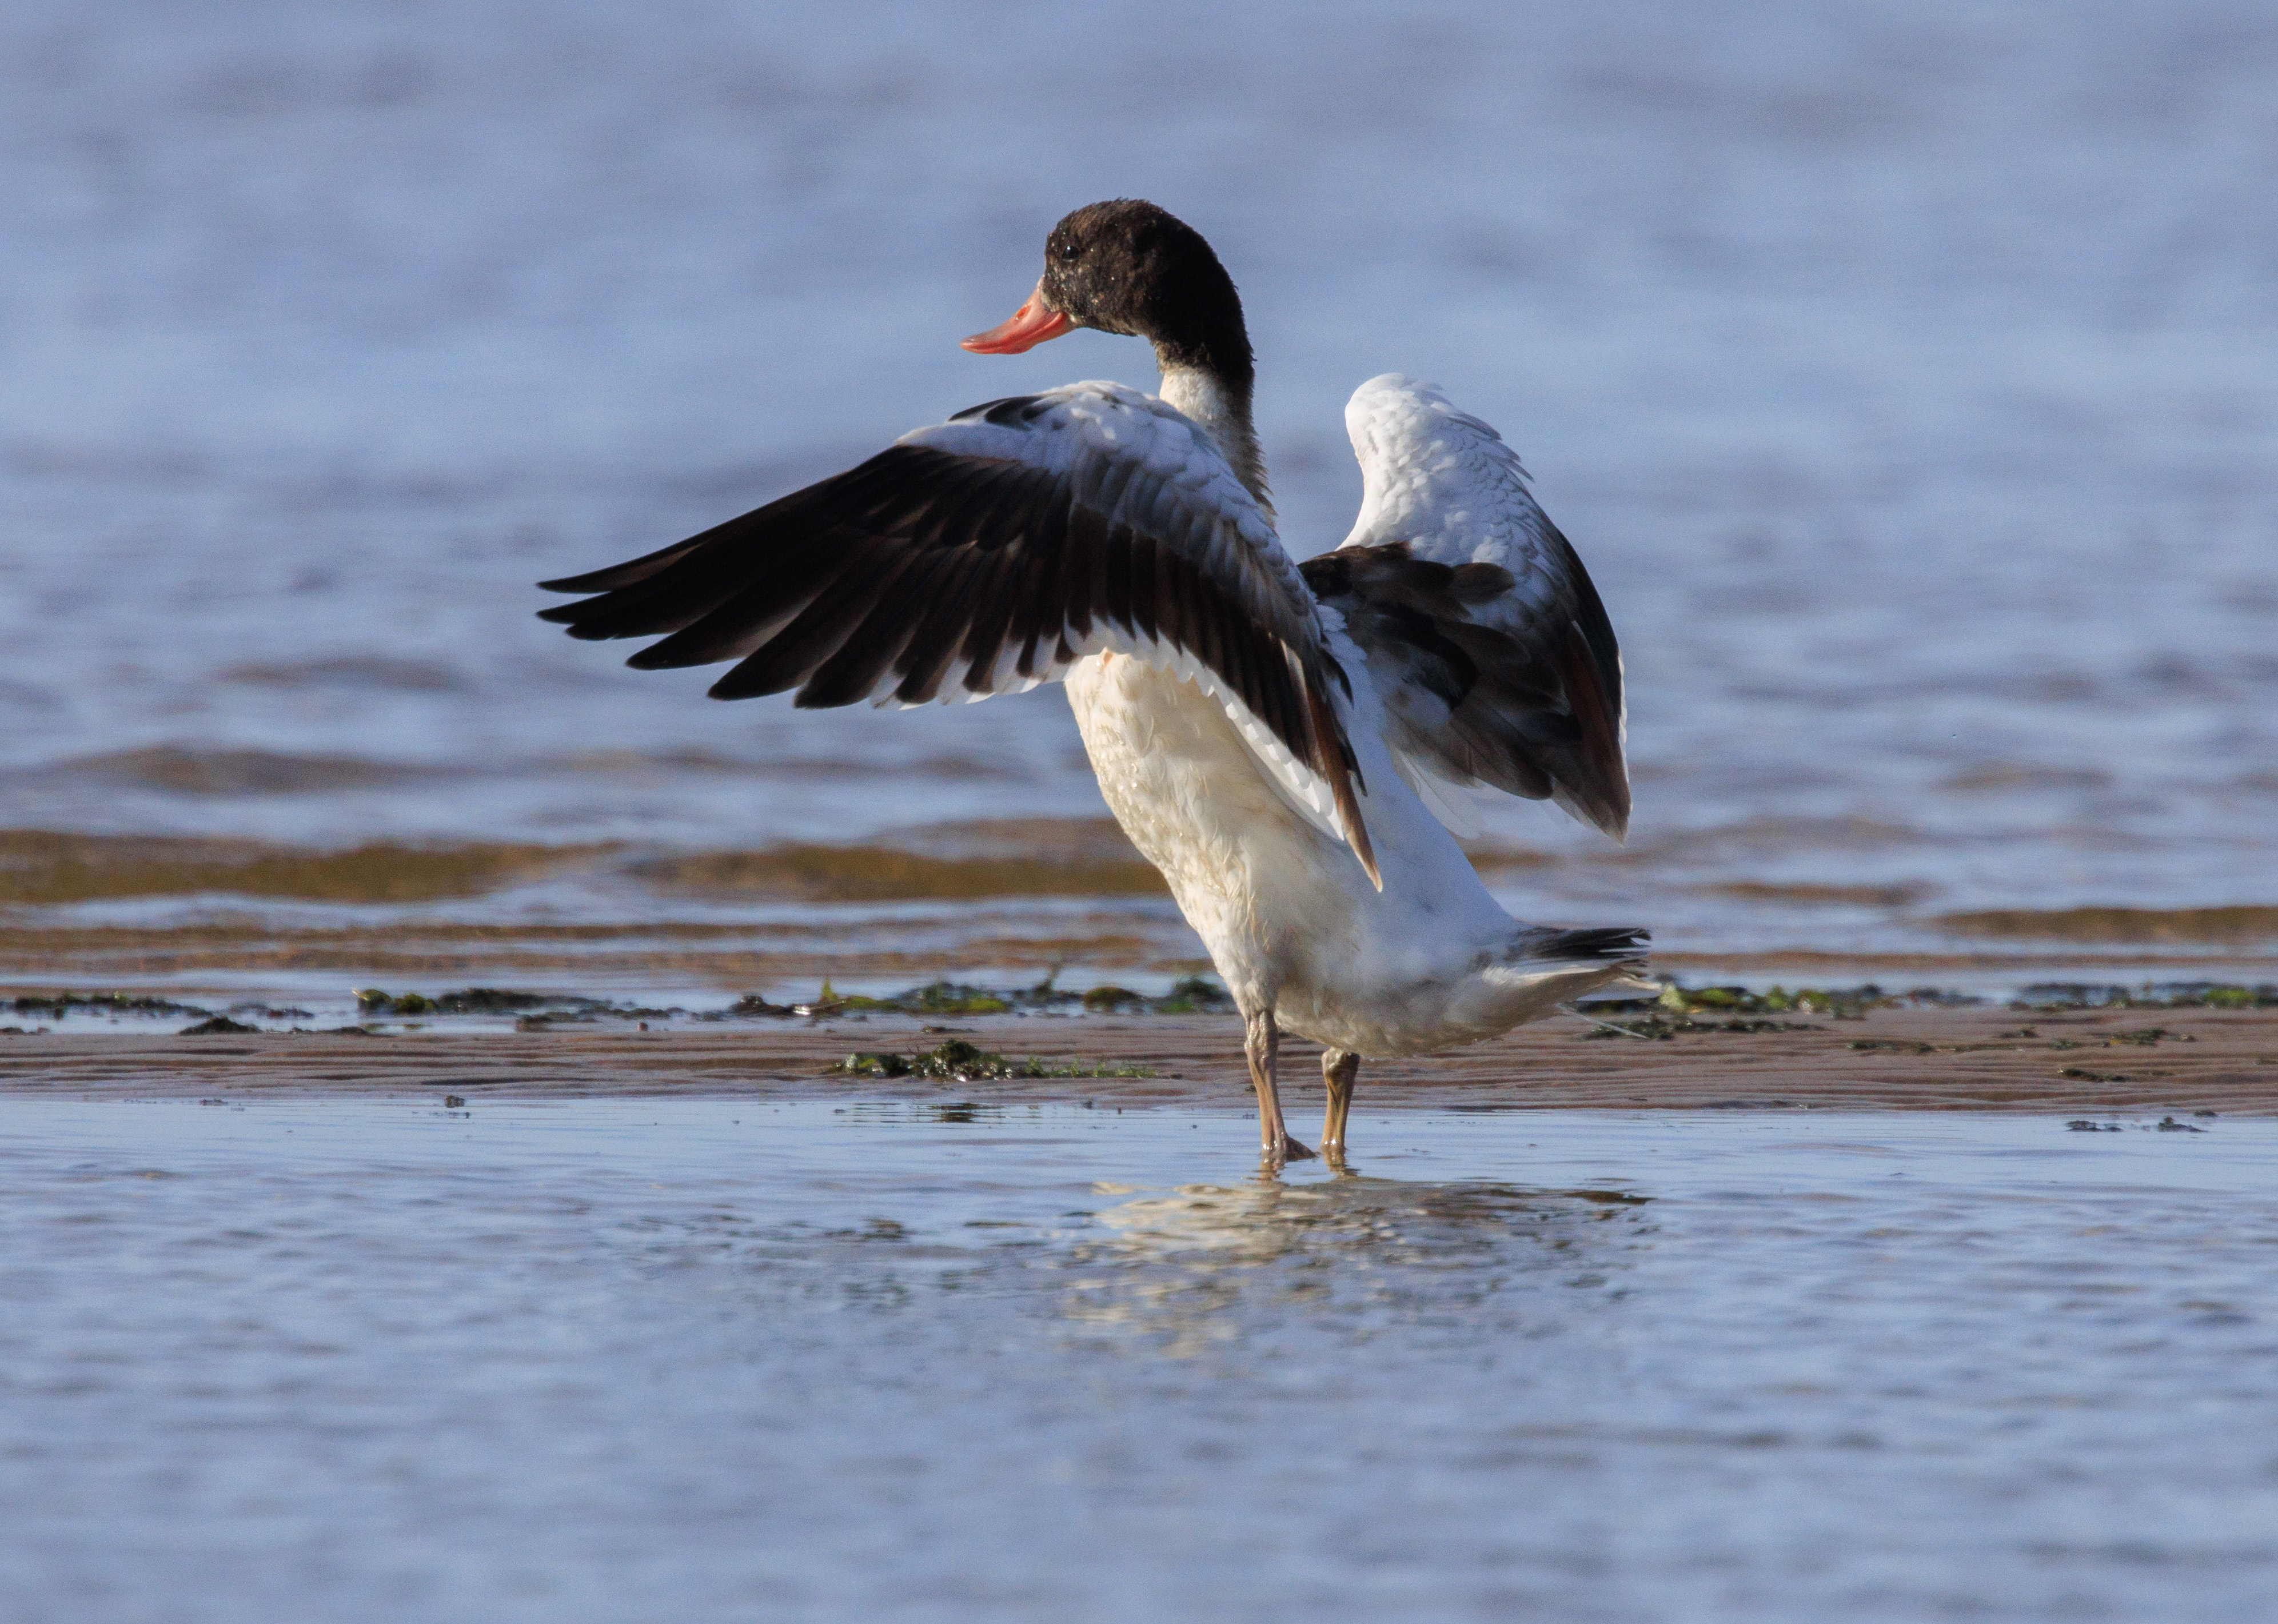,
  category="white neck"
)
[1159,365,1271,520]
